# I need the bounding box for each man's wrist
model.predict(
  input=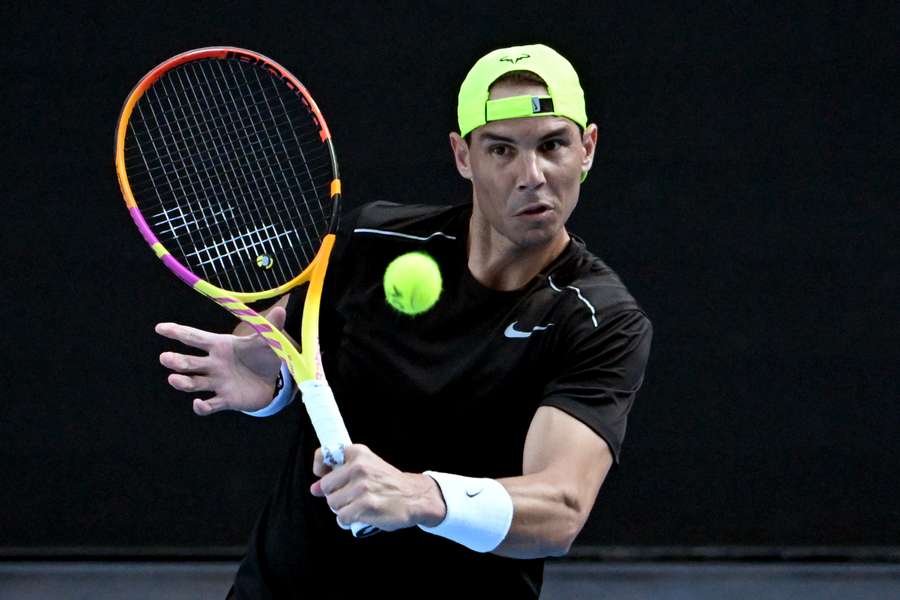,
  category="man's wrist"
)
[417,471,514,553]
[415,472,448,528]
[242,364,294,417]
